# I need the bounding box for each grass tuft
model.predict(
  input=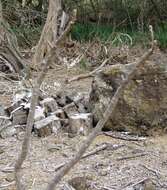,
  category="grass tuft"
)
[71,23,167,48]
